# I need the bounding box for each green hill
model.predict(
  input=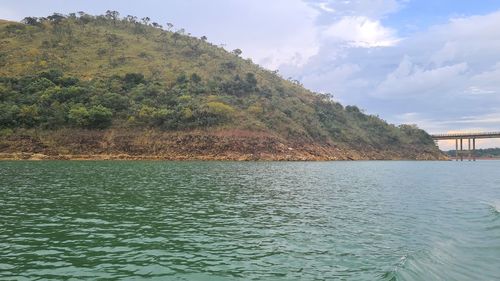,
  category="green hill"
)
[0,12,445,160]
